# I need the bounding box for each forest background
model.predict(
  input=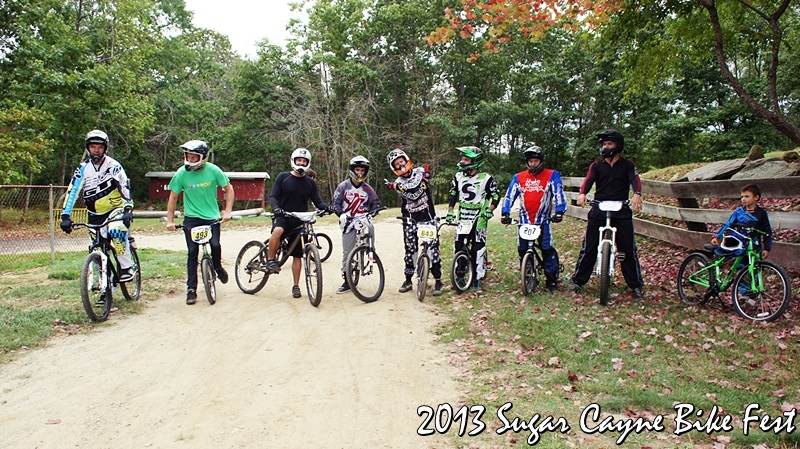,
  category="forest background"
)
[2,0,799,204]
